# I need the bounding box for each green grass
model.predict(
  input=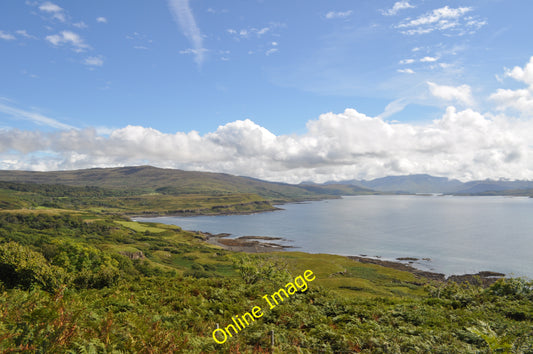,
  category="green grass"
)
[115,220,168,233]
